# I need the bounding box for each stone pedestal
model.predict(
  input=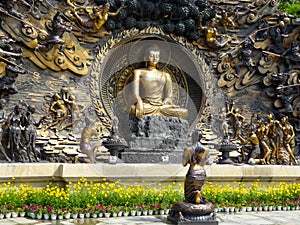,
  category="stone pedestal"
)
[218,141,238,164]
[167,201,218,225]
[122,115,190,163]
